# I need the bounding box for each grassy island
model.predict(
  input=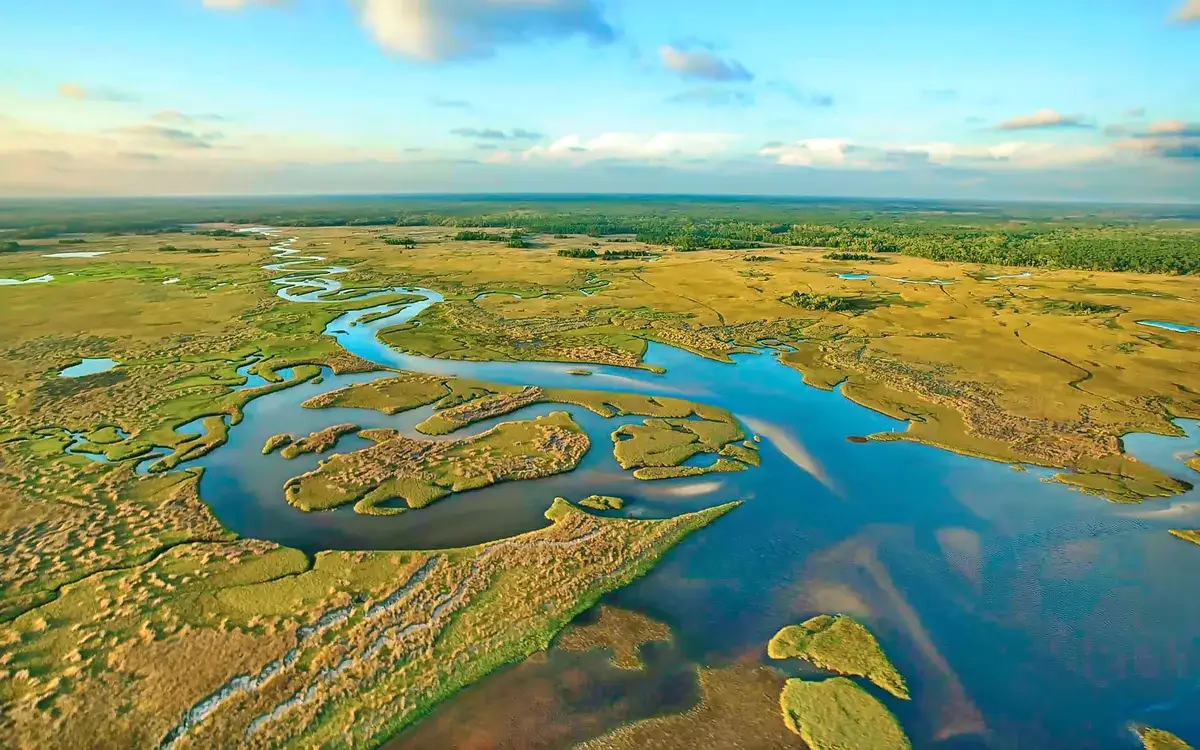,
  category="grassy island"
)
[768,614,909,699]
[283,412,589,514]
[278,423,357,459]
[577,494,625,511]
[261,433,292,455]
[779,677,911,750]
[1169,530,1200,547]
[1138,726,1195,750]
